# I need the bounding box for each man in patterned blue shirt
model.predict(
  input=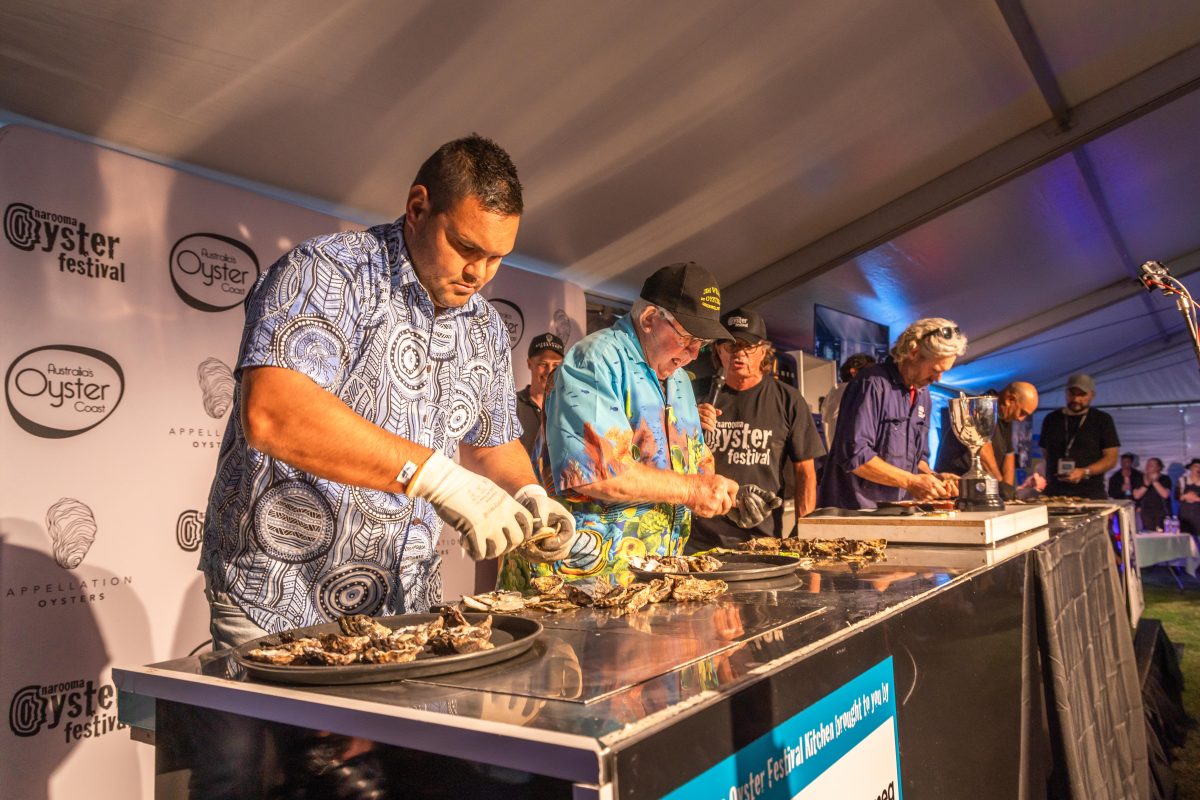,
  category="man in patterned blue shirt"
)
[200,135,575,648]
